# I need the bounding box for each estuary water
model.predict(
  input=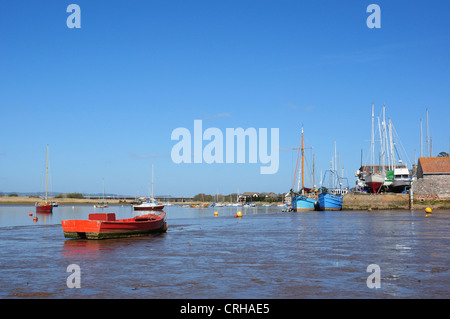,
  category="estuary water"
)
[0,204,448,299]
